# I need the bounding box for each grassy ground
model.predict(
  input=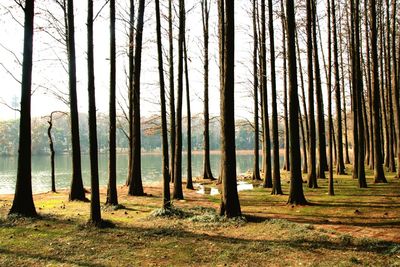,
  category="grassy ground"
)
[1,165,400,266]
